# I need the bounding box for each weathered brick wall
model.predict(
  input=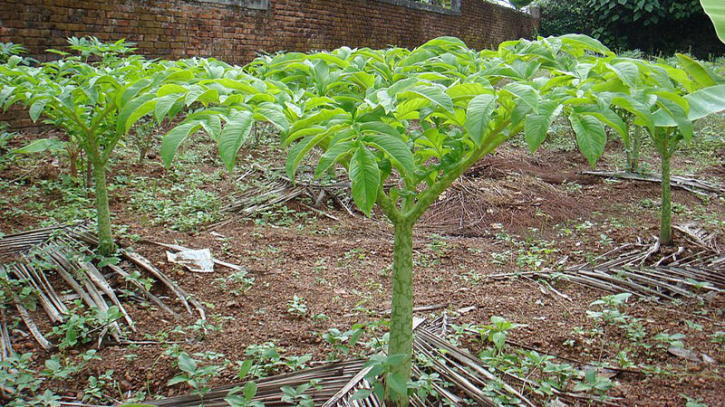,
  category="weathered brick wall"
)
[0,0,535,65]
[0,0,535,129]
